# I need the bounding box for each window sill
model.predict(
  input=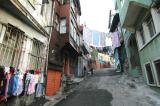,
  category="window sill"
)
[139,32,160,51]
[148,83,157,87]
